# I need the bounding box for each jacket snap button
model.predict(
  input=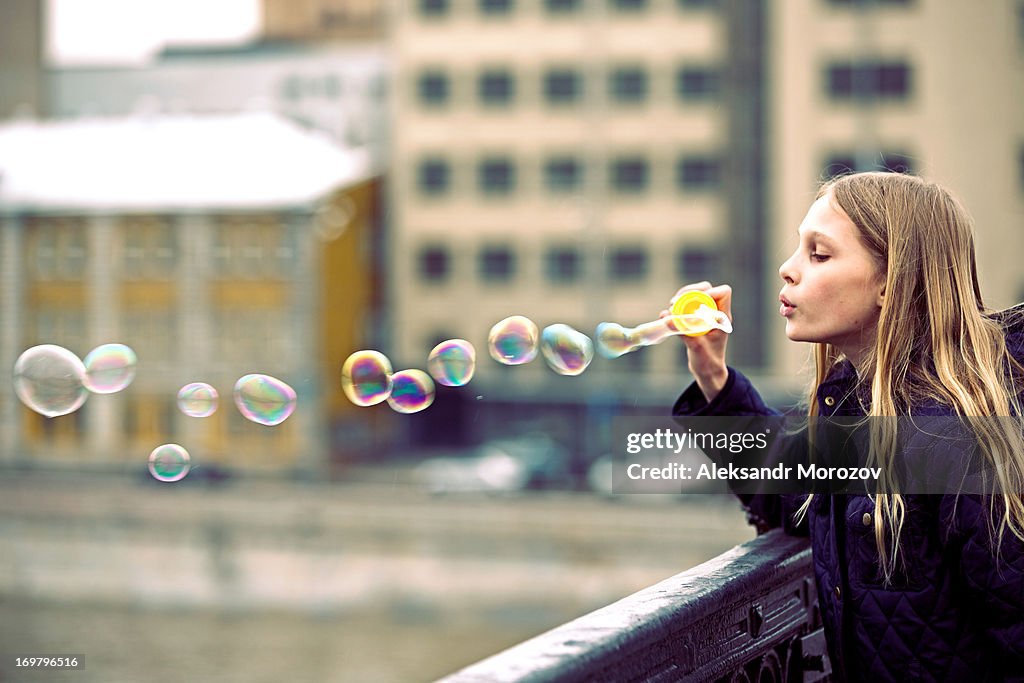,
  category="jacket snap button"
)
[824,396,836,407]
[862,512,872,526]
[834,585,841,599]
